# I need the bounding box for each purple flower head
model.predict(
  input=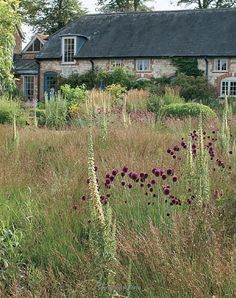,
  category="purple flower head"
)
[154,169,160,177]
[167,168,173,176]
[121,181,126,186]
[162,174,167,180]
[109,175,115,182]
[105,179,111,185]
[151,179,156,185]
[167,149,171,154]
[105,173,110,179]
[140,172,145,178]
[122,166,128,173]
[128,172,133,178]
[174,145,180,151]
[128,183,133,189]
[163,187,170,195]
[172,176,178,182]
[112,169,118,176]
[152,168,157,174]
[131,173,138,180]
[121,172,126,177]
